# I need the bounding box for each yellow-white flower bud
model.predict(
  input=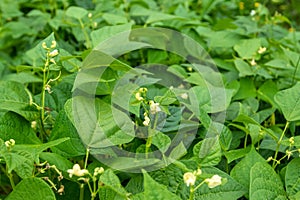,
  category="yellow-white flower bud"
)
[143,113,150,126]
[42,42,48,49]
[49,49,59,57]
[50,40,57,48]
[135,92,144,101]
[258,46,266,54]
